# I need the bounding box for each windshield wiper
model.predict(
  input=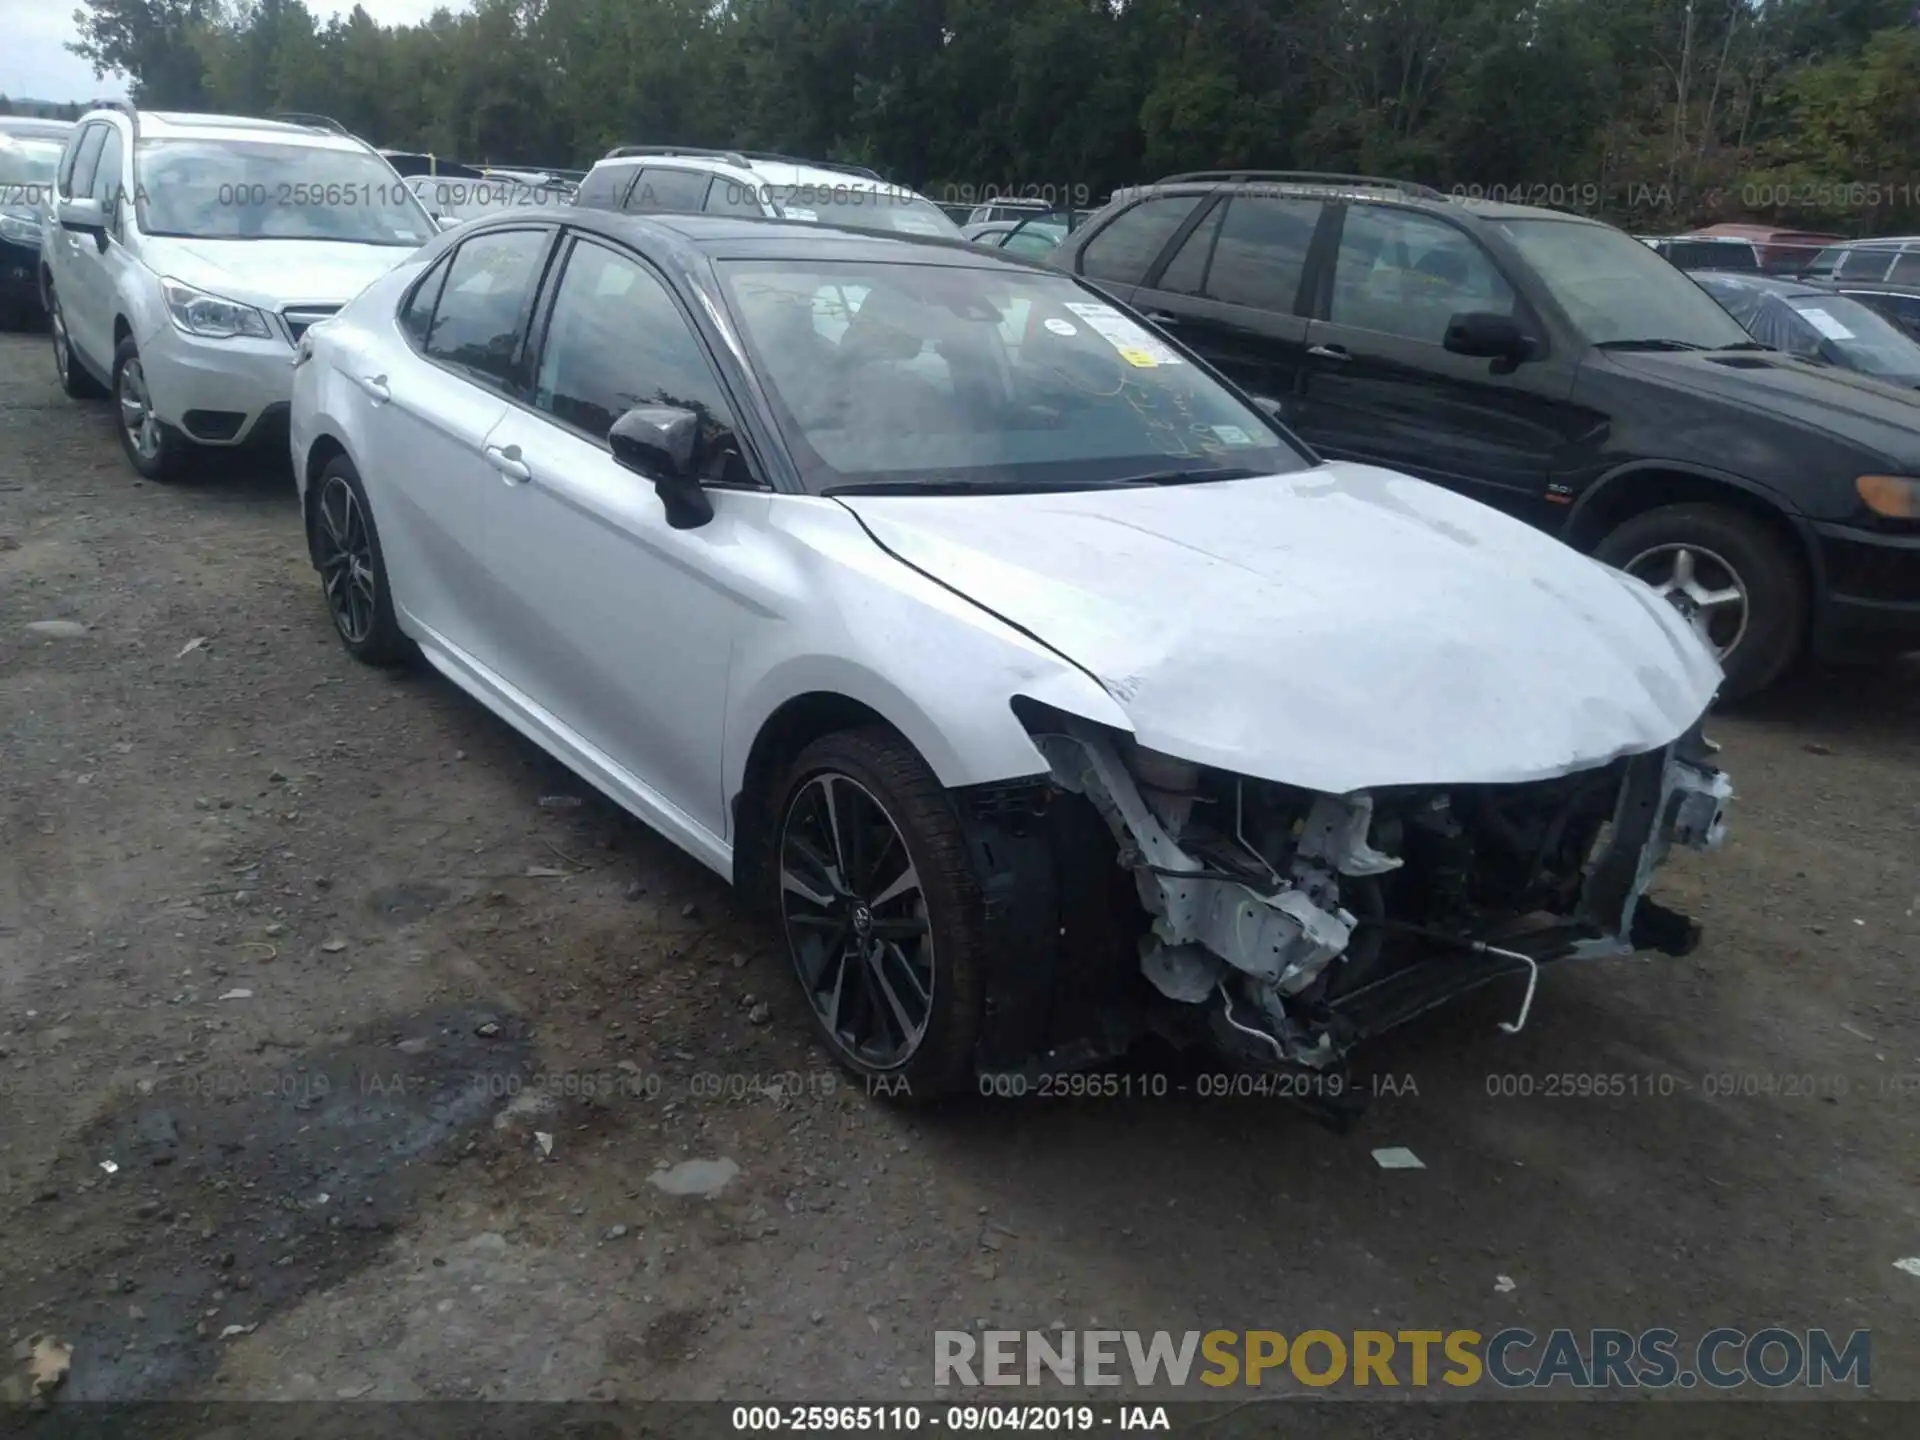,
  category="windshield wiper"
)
[1594,338,1710,352]
[824,478,1153,497]
[1713,341,1774,352]
[1120,466,1264,486]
